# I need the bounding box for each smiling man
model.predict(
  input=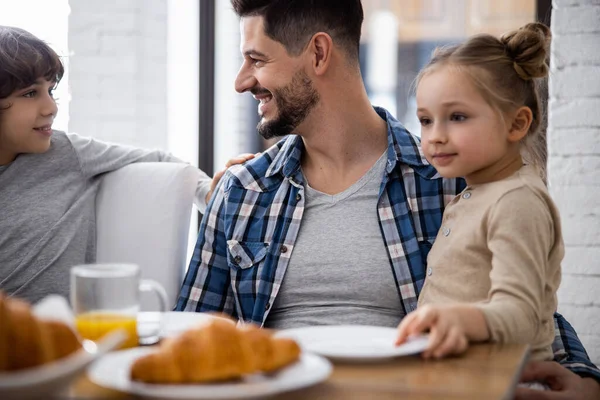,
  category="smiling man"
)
[176,1,600,398]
